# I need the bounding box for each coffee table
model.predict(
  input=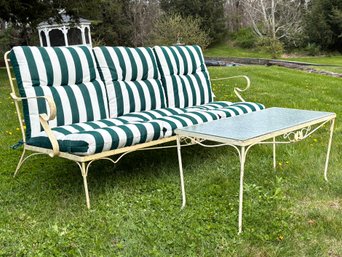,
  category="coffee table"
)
[175,107,336,234]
